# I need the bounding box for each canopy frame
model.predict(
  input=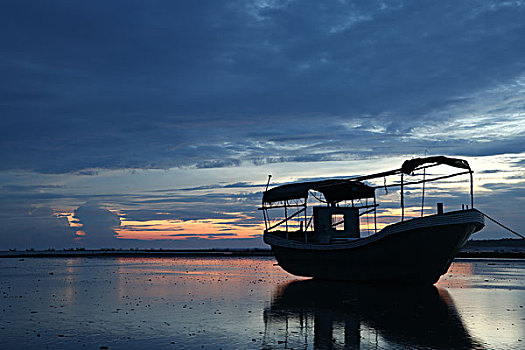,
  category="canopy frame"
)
[260,156,475,238]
